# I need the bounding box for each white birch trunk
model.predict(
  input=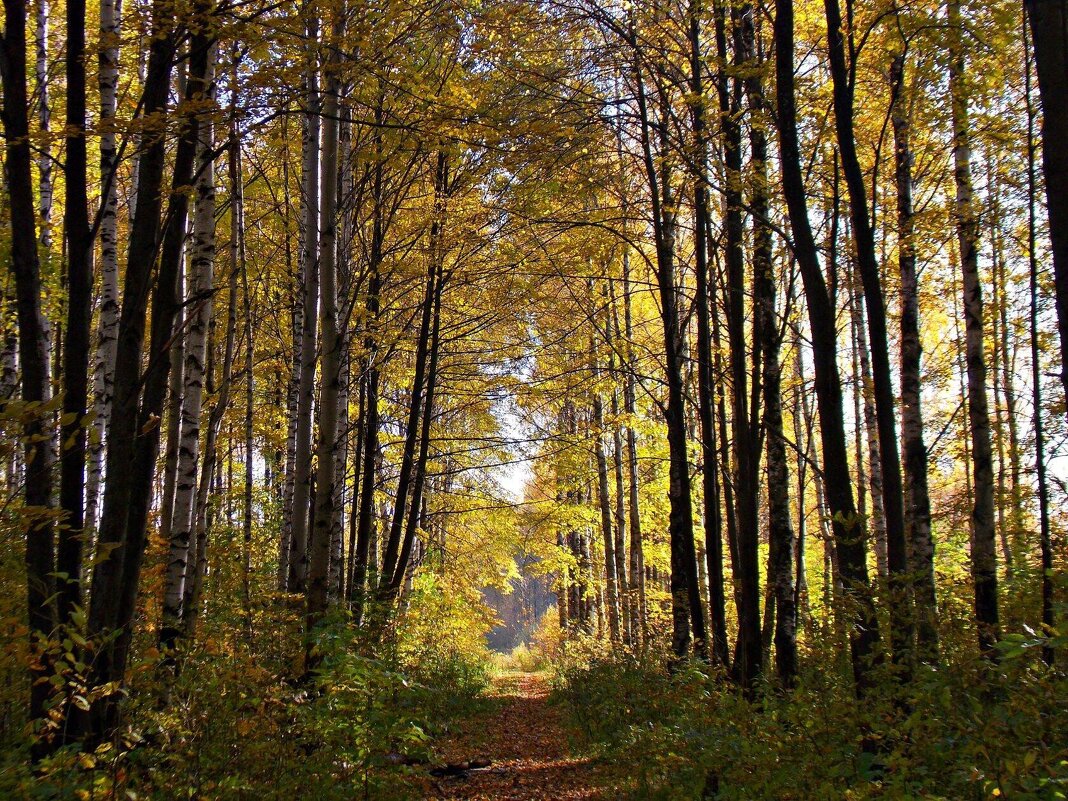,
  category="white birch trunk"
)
[308,18,342,622]
[161,45,216,641]
[288,19,320,592]
[86,0,123,536]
